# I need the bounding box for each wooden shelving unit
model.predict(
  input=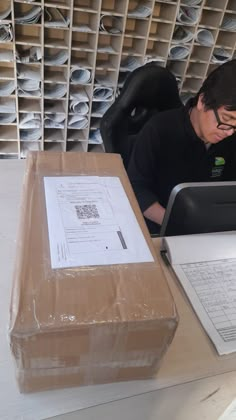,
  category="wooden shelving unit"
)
[0,0,235,158]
